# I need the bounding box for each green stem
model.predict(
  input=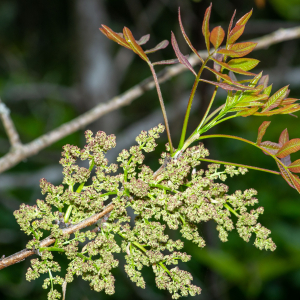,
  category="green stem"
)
[224,203,240,217]
[64,160,95,224]
[149,63,173,155]
[202,104,225,126]
[76,160,95,194]
[196,85,219,133]
[198,134,289,171]
[198,158,280,175]
[149,184,178,192]
[178,57,210,150]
